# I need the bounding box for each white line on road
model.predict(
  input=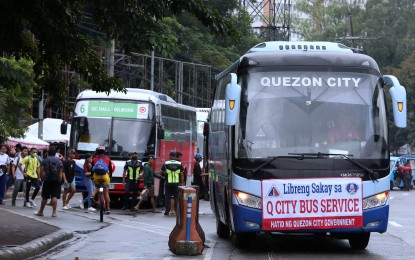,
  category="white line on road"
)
[390,197,394,200]
[388,221,403,228]
[204,240,216,260]
[402,193,409,196]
